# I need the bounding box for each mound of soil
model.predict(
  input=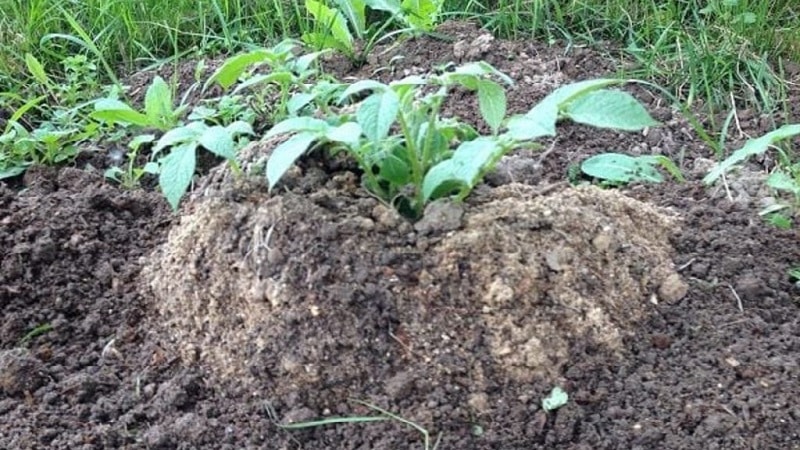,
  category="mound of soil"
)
[146,151,685,397]
[1,20,799,450]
